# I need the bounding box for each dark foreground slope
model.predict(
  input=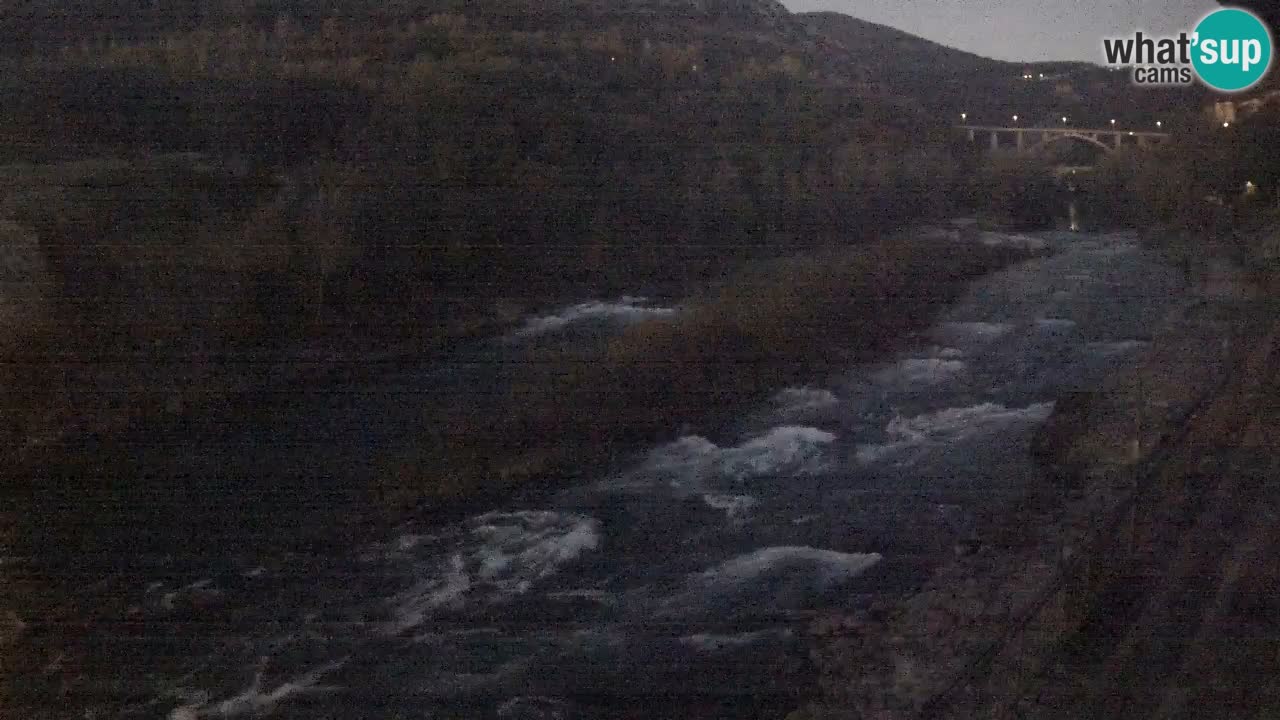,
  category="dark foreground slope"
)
[794,230,1280,719]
